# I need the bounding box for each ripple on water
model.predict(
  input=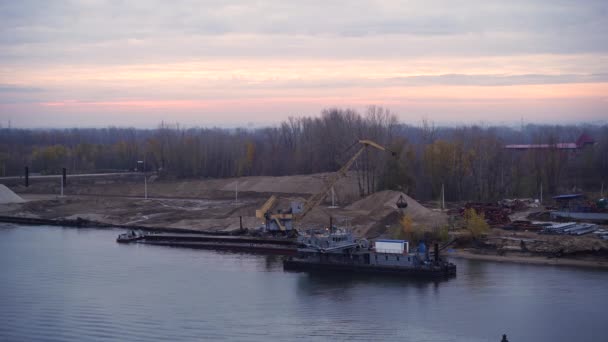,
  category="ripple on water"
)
[1,226,608,342]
